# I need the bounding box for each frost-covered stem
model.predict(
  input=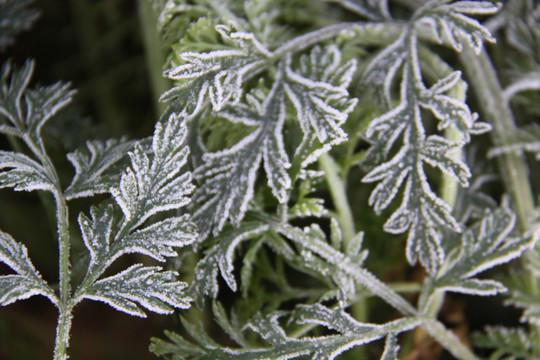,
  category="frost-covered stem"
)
[460,47,535,230]
[319,153,355,245]
[272,22,404,59]
[53,308,73,360]
[422,318,481,360]
[319,152,366,358]
[137,0,169,116]
[461,46,540,355]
